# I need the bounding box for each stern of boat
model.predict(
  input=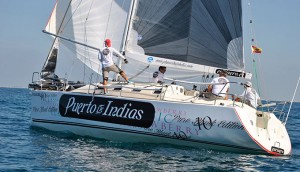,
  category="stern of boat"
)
[235,107,292,156]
